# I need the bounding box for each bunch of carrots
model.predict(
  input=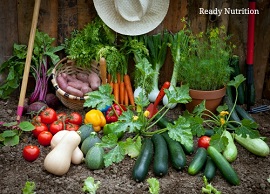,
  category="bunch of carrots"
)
[99,56,135,108]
